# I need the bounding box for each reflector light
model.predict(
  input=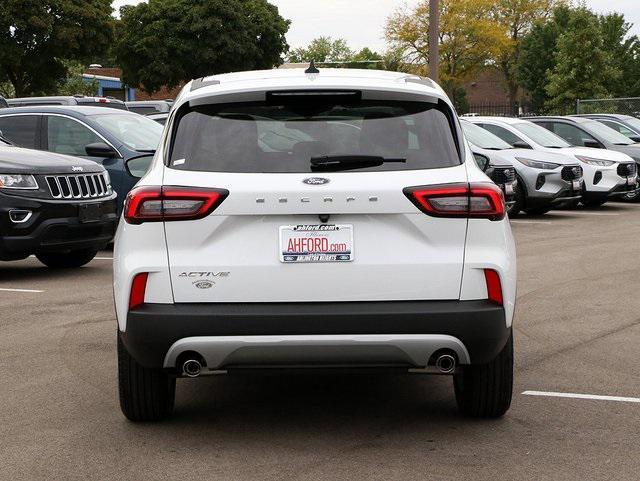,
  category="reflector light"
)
[124,186,229,224]
[129,272,148,310]
[484,269,503,306]
[403,183,505,220]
